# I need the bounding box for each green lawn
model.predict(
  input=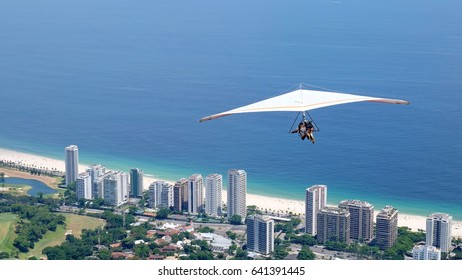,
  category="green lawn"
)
[0,212,106,259]
[0,213,18,254]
